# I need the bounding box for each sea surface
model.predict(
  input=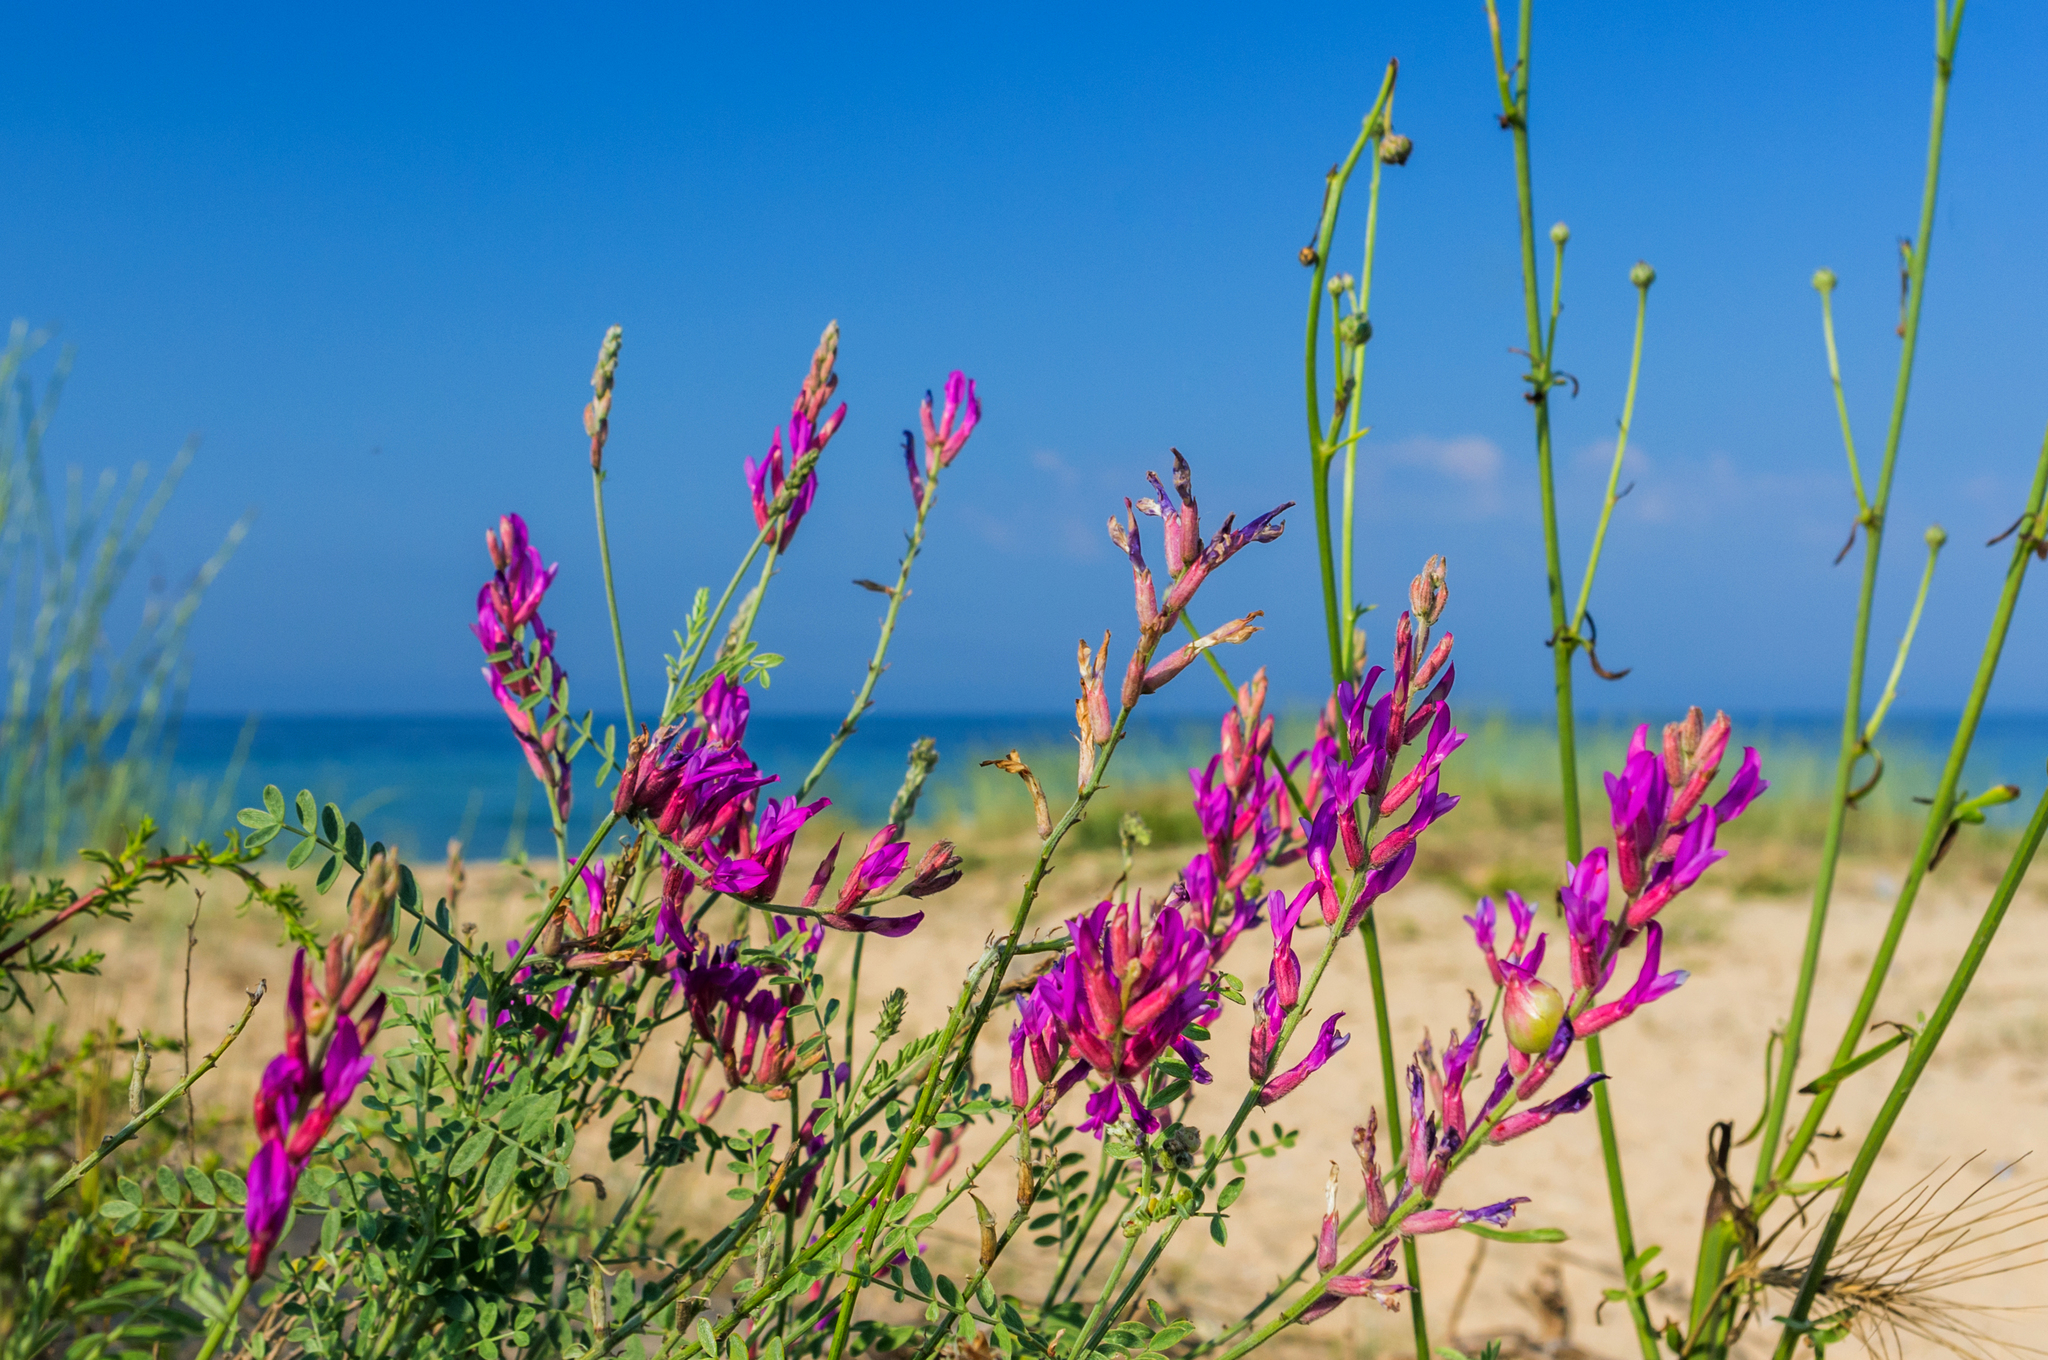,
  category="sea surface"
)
[158,707,2048,860]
